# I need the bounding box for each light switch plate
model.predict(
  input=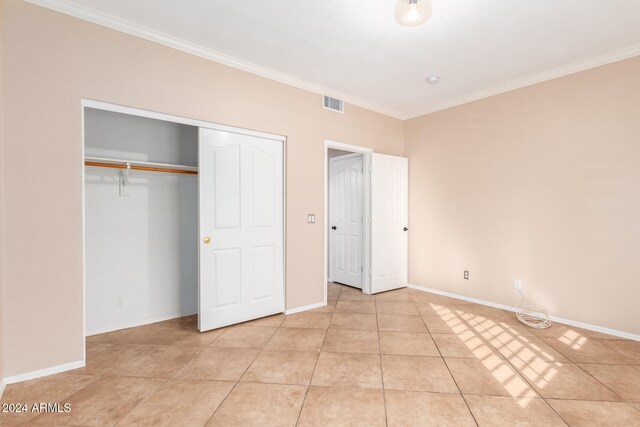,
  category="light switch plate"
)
[307,214,316,223]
